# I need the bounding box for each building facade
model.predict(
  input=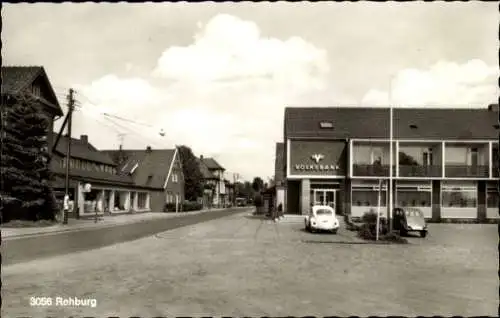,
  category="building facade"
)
[282,106,499,222]
[197,156,227,208]
[51,135,162,218]
[274,142,286,211]
[103,146,185,212]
